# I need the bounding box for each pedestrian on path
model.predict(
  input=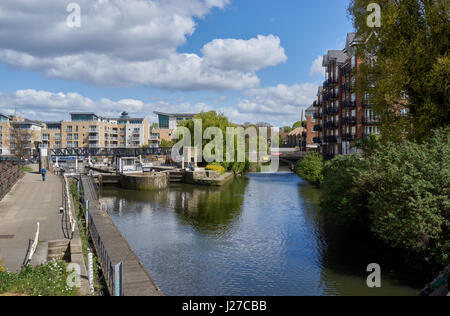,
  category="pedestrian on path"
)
[41,168,47,182]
